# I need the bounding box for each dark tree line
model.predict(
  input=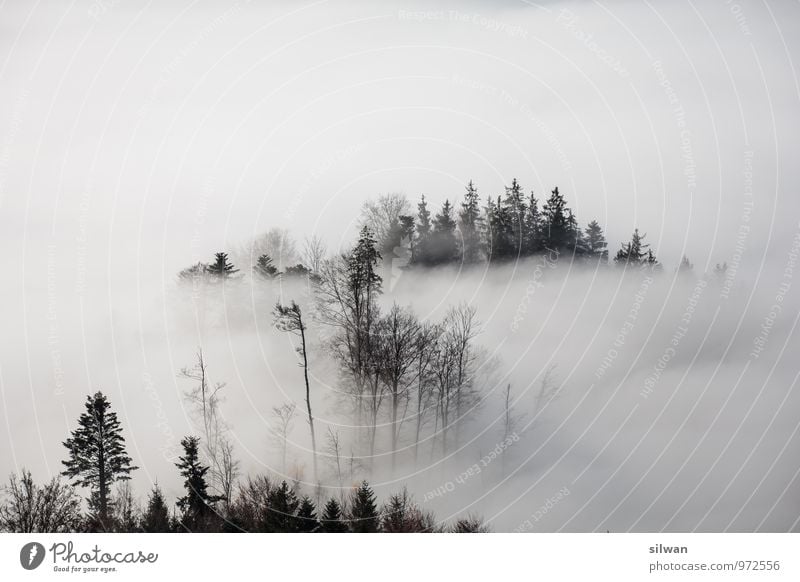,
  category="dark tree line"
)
[0,391,488,533]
